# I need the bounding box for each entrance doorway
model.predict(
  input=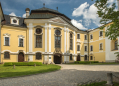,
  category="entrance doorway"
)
[77,55,80,61]
[54,54,62,64]
[18,52,24,62]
